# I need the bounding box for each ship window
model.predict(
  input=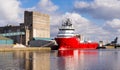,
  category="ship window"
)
[58,31,74,34]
